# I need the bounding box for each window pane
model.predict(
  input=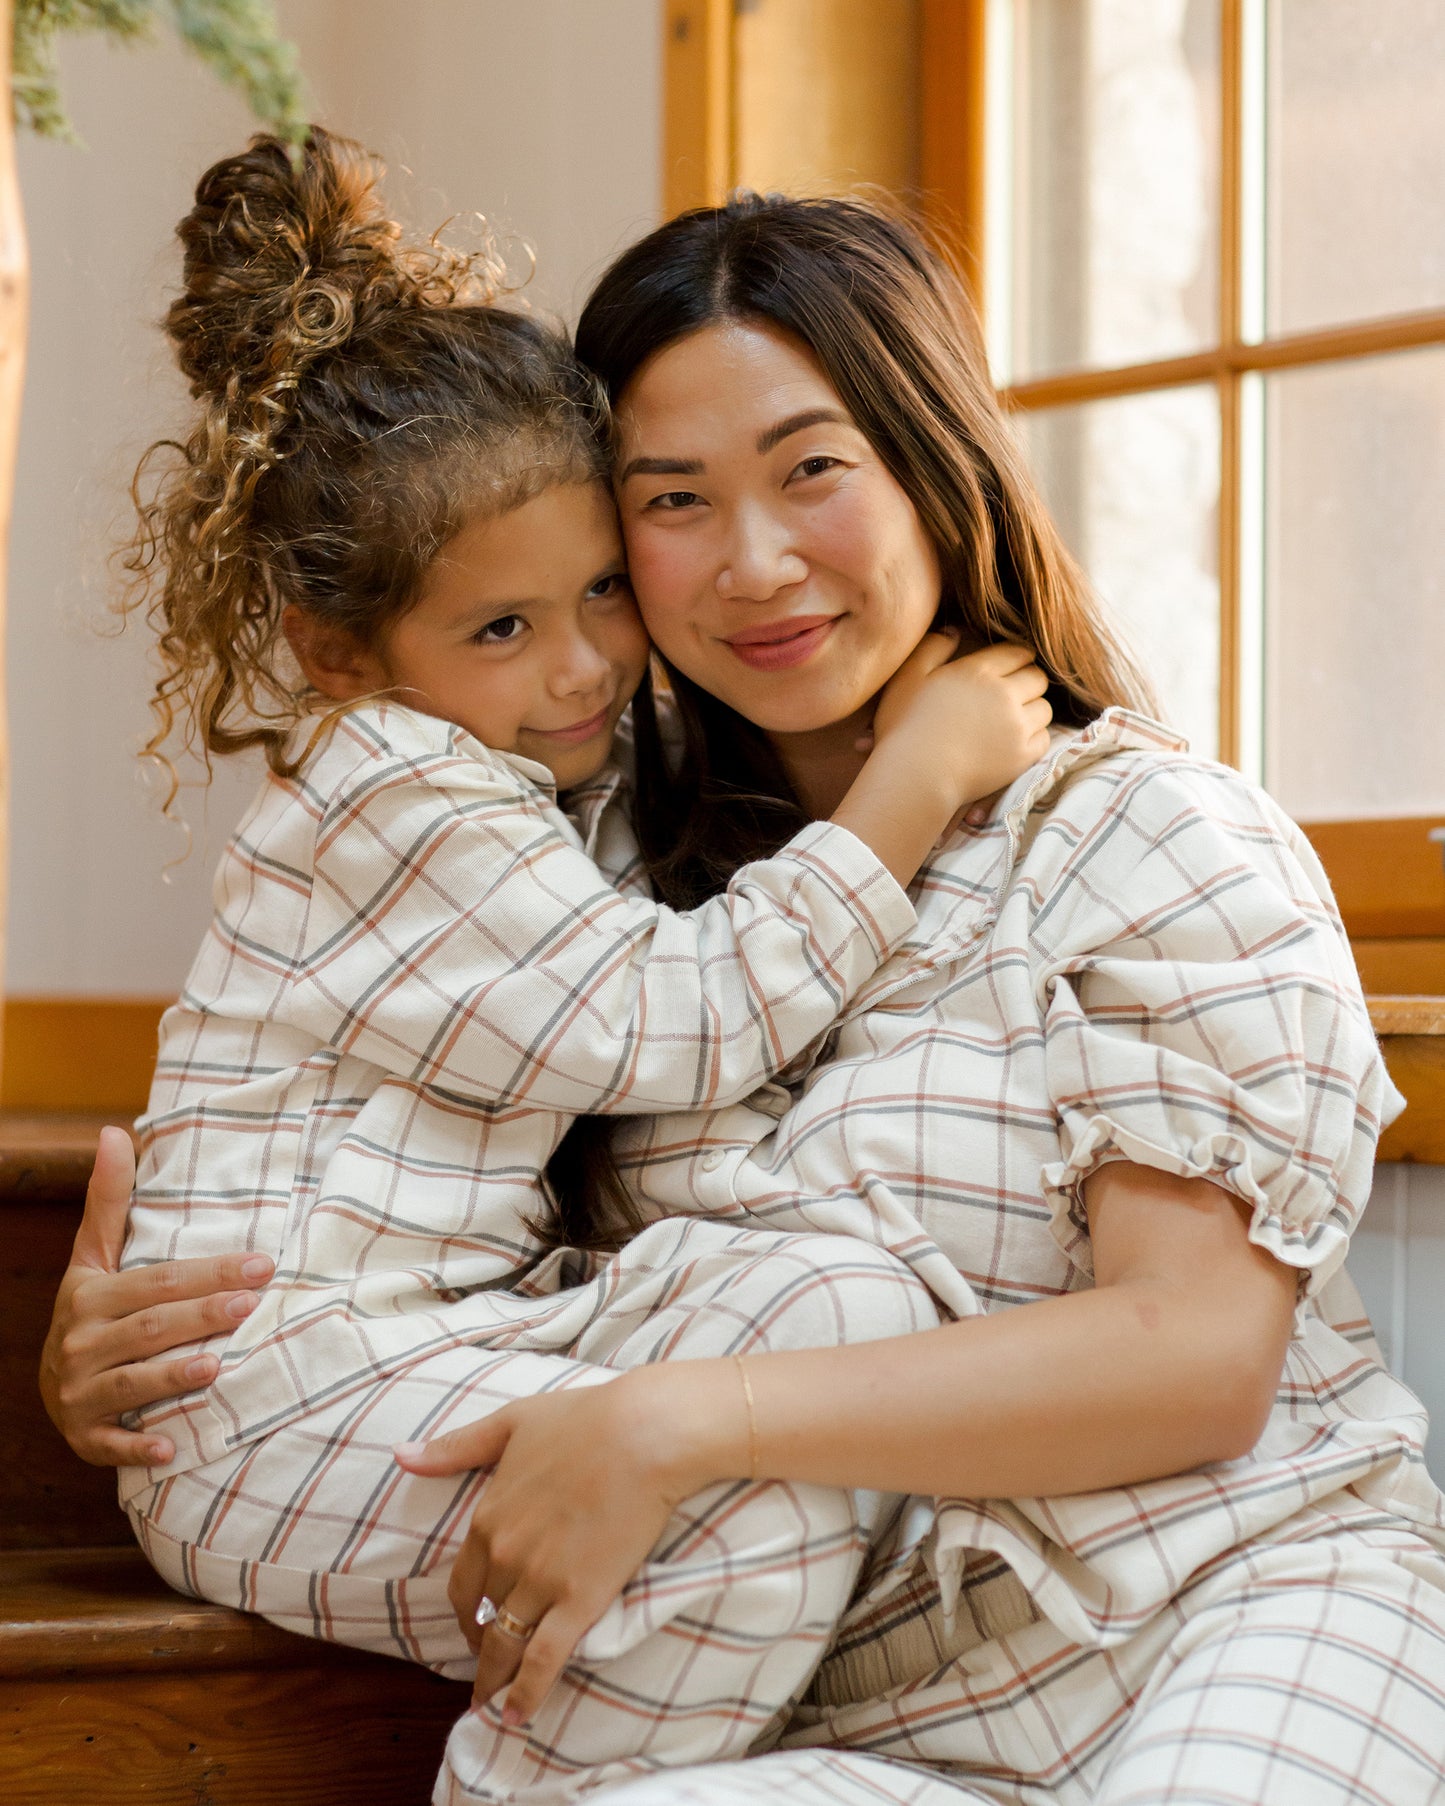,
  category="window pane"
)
[1017,385,1221,759]
[1264,347,1445,817]
[1267,0,1445,336]
[1009,0,1219,381]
